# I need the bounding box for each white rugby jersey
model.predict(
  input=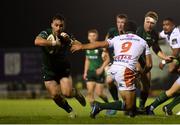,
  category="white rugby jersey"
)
[107,33,150,71]
[160,26,180,49]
